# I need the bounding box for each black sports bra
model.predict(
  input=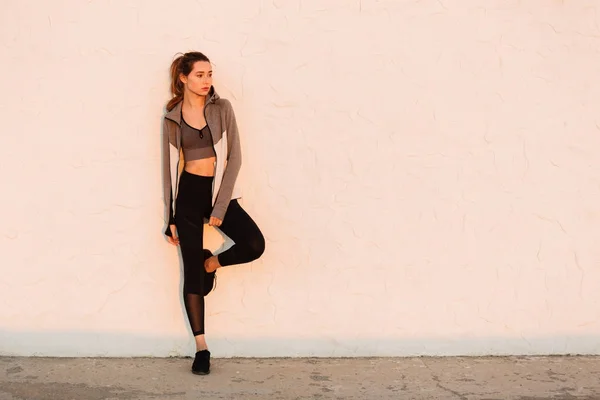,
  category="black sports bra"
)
[180,115,216,161]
